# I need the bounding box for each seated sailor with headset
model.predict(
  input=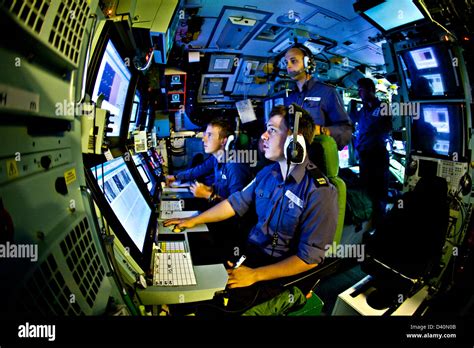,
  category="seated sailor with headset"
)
[166,117,253,204]
[164,104,338,311]
[165,117,253,260]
